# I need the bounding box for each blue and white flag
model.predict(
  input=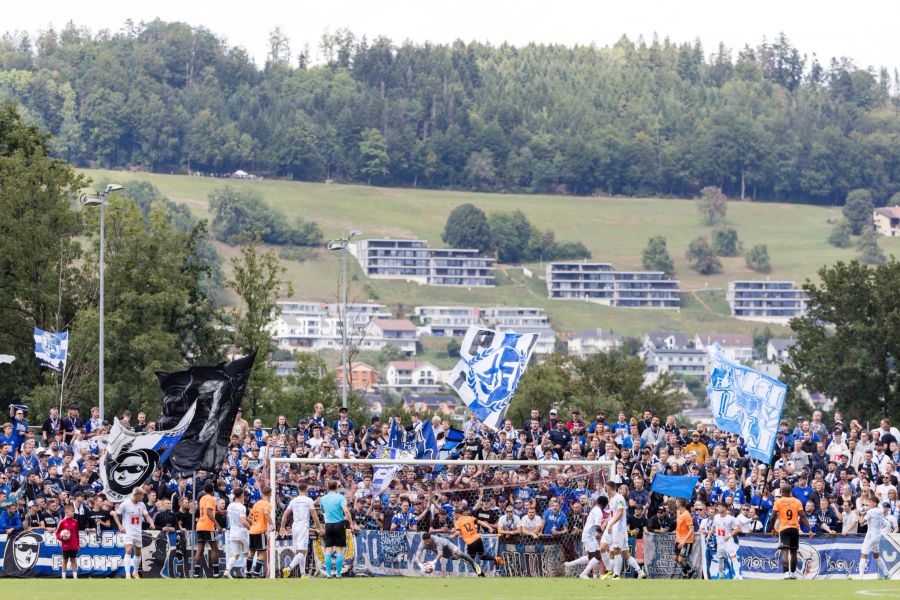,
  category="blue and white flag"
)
[446,327,539,429]
[706,344,787,462]
[100,401,198,502]
[416,419,439,460]
[33,328,68,372]
[371,447,405,495]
